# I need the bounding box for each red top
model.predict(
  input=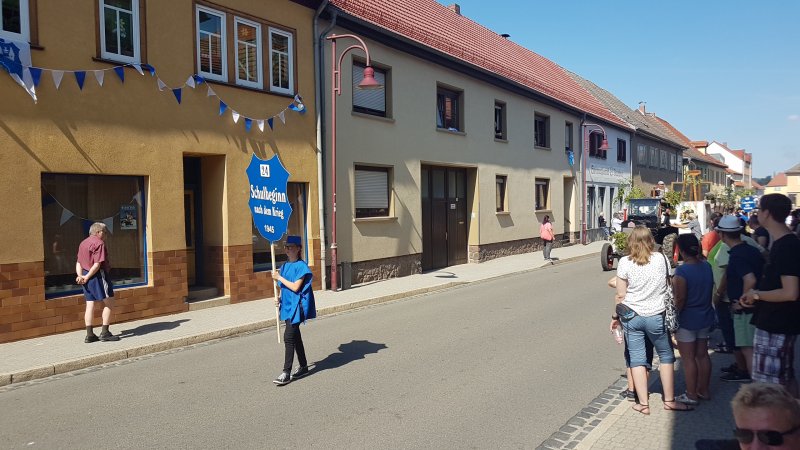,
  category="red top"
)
[701,230,720,255]
[540,222,554,241]
[77,235,110,272]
